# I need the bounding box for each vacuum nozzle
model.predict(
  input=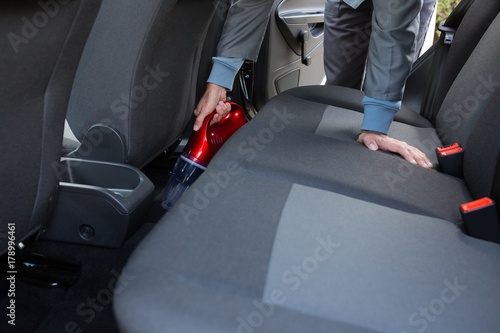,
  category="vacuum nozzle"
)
[161,102,247,210]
